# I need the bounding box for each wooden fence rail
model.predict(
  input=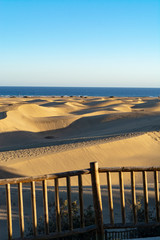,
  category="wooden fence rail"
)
[0,162,160,240]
